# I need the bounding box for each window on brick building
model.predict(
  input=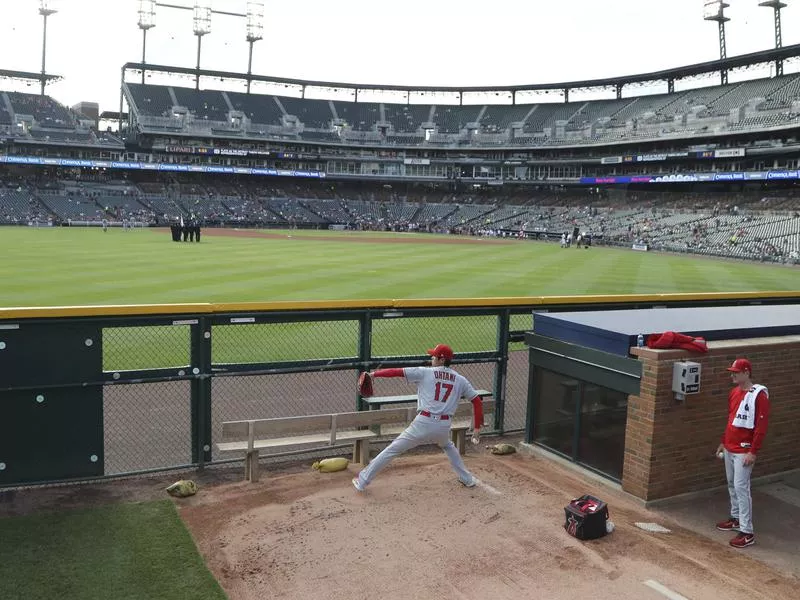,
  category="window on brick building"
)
[531,367,629,481]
